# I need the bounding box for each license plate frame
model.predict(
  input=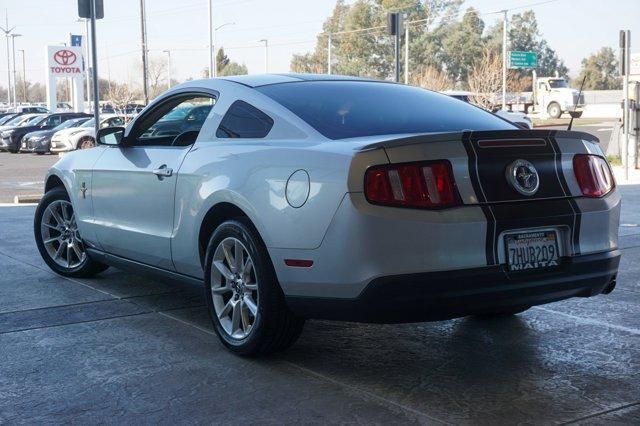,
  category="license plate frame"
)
[505,230,560,272]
